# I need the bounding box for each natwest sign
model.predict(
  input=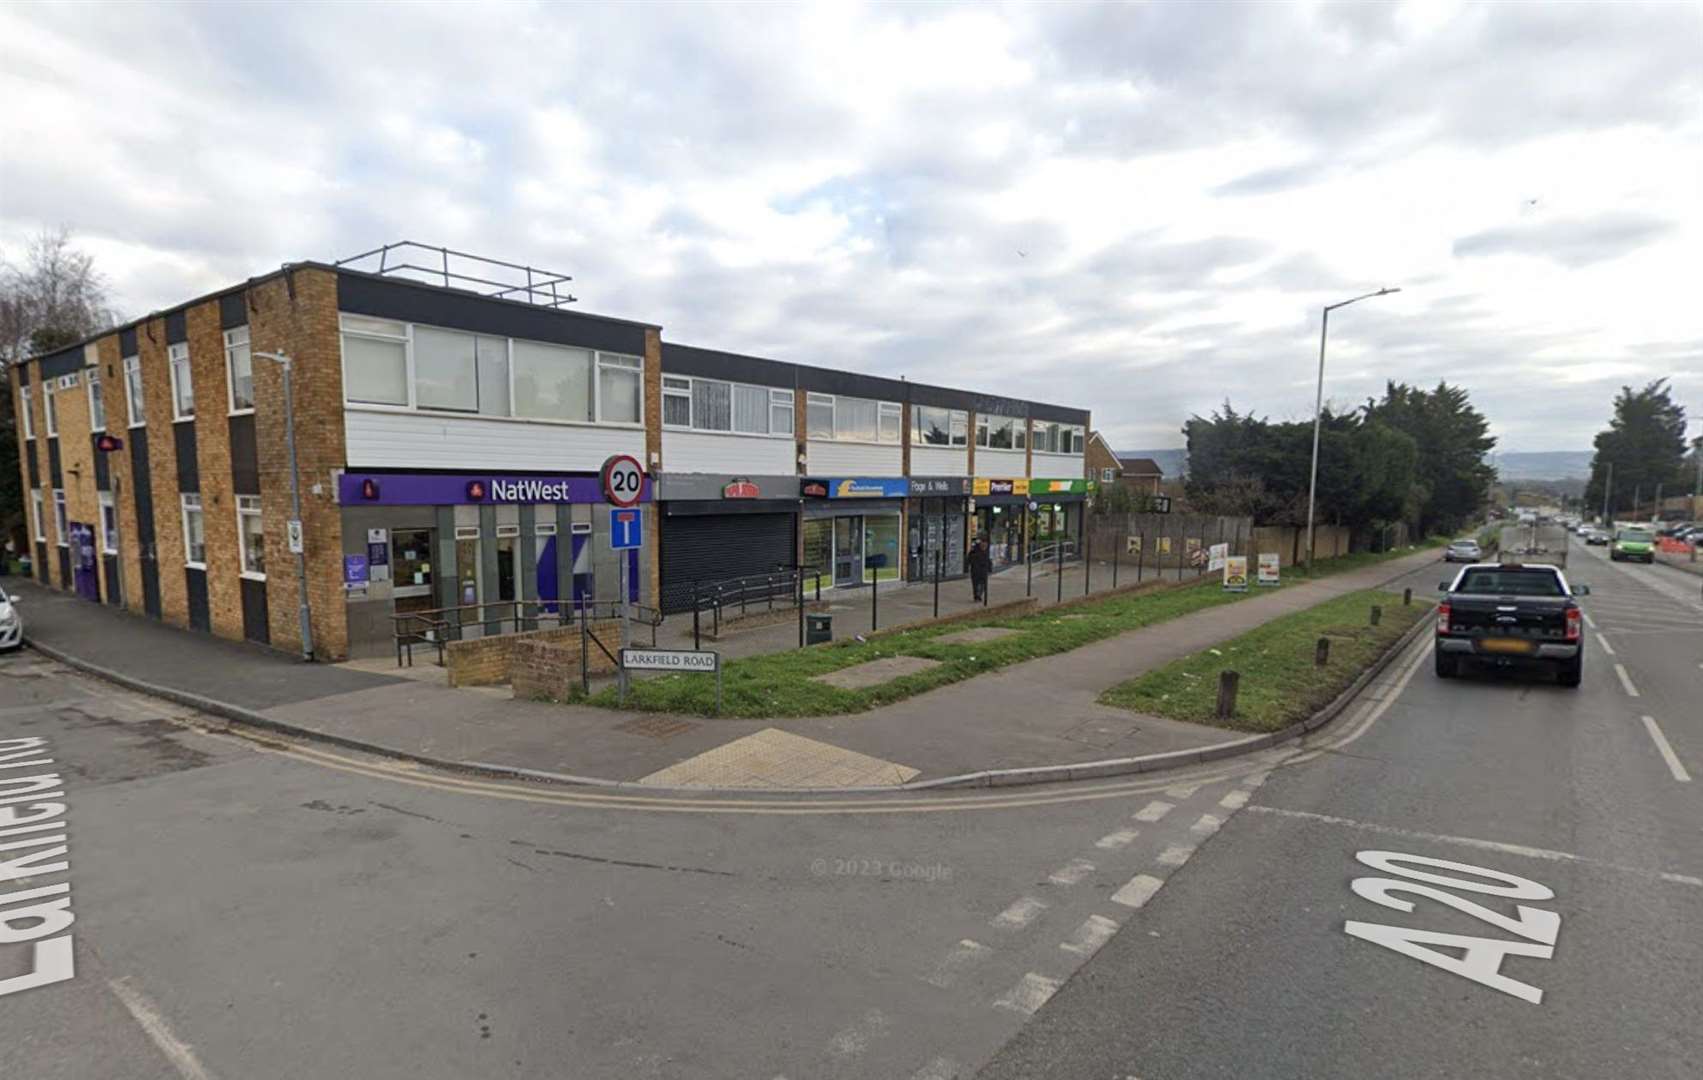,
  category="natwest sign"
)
[339,472,651,506]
